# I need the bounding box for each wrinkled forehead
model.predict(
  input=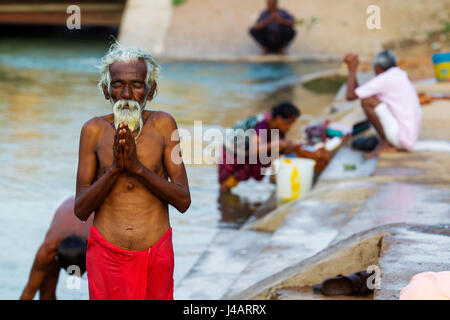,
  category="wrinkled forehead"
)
[109,59,147,81]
